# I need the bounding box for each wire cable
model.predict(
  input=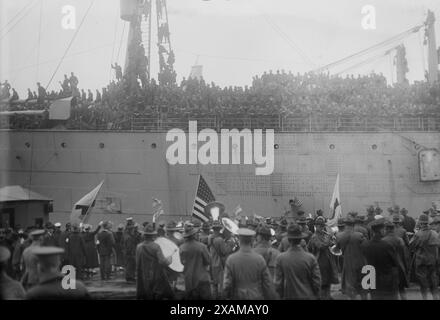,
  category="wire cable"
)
[0,0,38,41]
[0,0,35,35]
[313,24,423,73]
[45,0,96,90]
